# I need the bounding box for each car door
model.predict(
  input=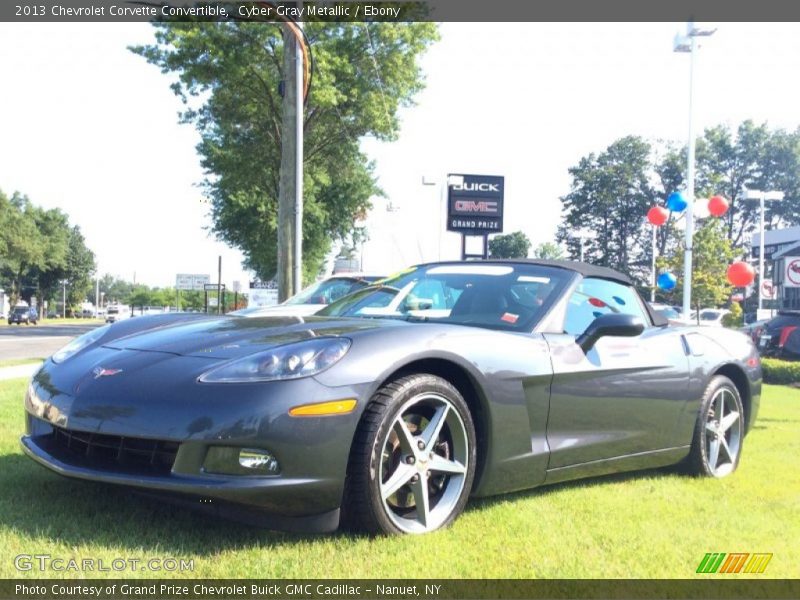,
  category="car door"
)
[543,277,689,471]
